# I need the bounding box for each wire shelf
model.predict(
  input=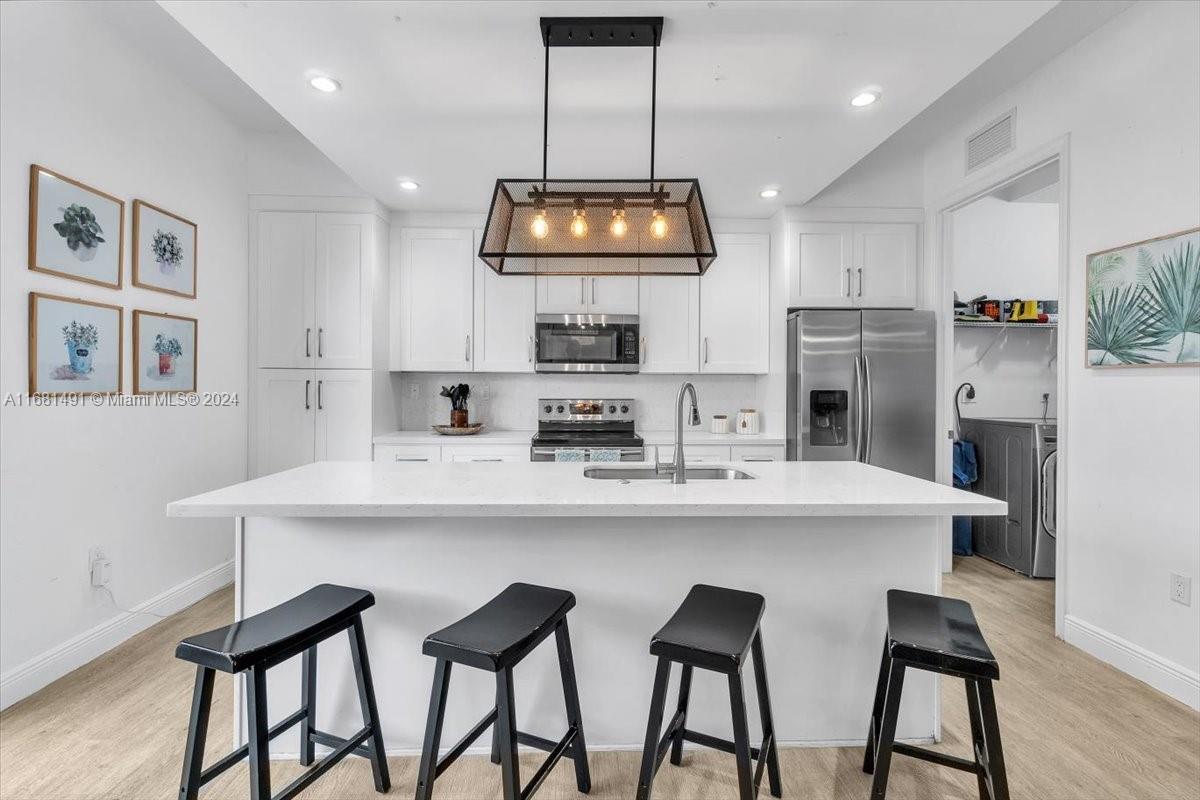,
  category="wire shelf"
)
[954,320,1057,330]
